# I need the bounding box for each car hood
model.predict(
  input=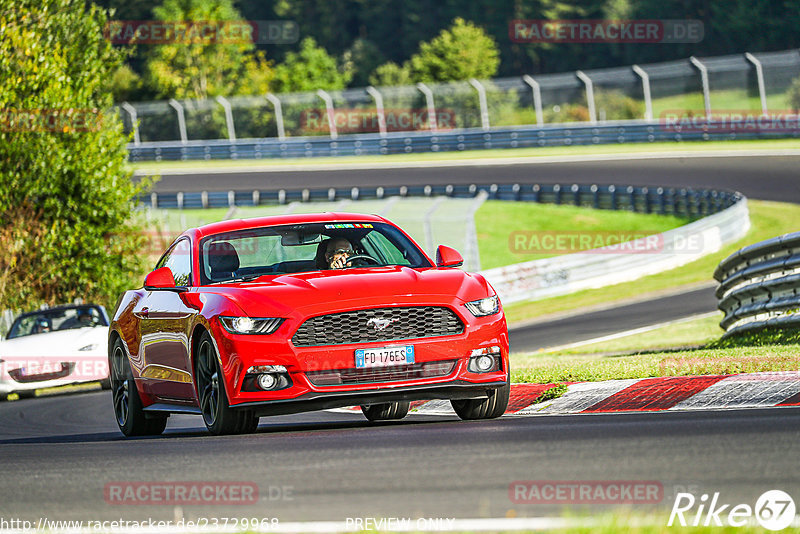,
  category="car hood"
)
[203,266,494,317]
[0,327,109,357]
